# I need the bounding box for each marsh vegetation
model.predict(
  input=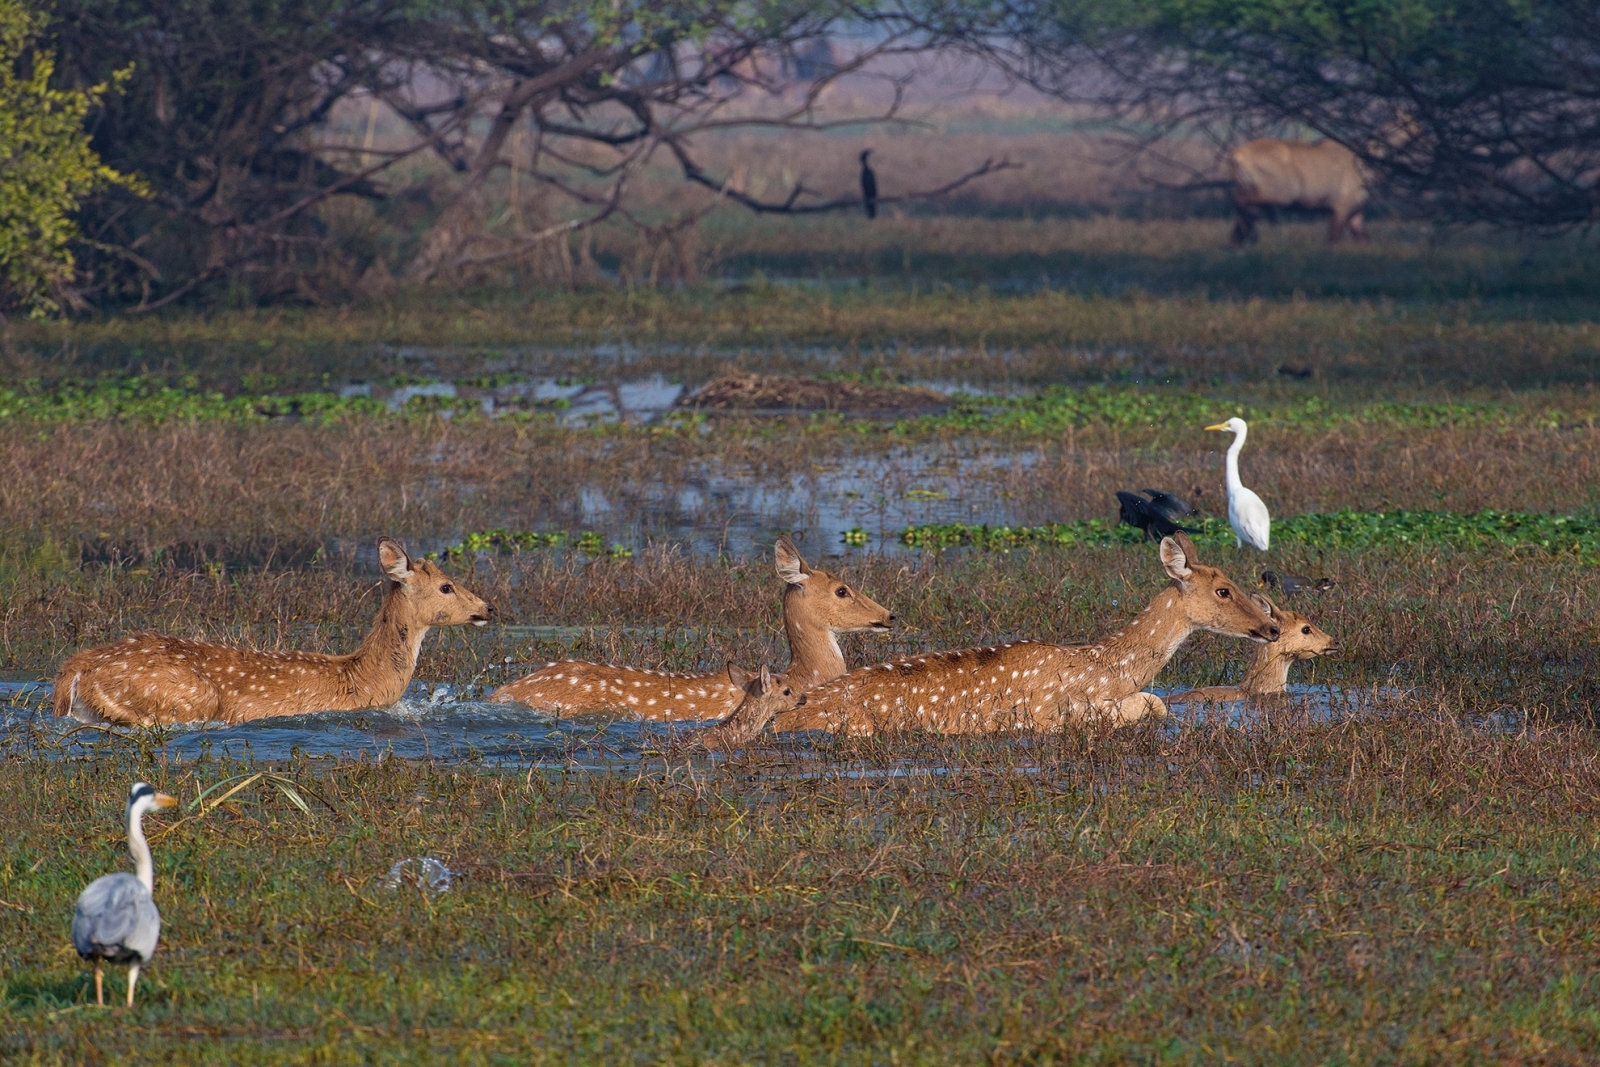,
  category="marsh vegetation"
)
[3,212,1600,1061]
